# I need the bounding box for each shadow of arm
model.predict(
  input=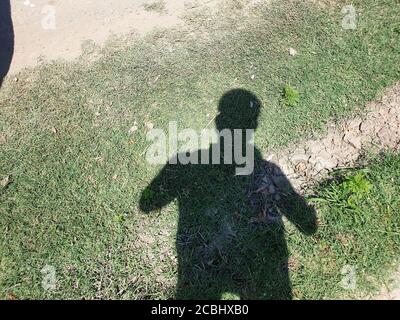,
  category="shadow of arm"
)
[280,192,317,236]
[139,164,178,213]
[270,163,317,235]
